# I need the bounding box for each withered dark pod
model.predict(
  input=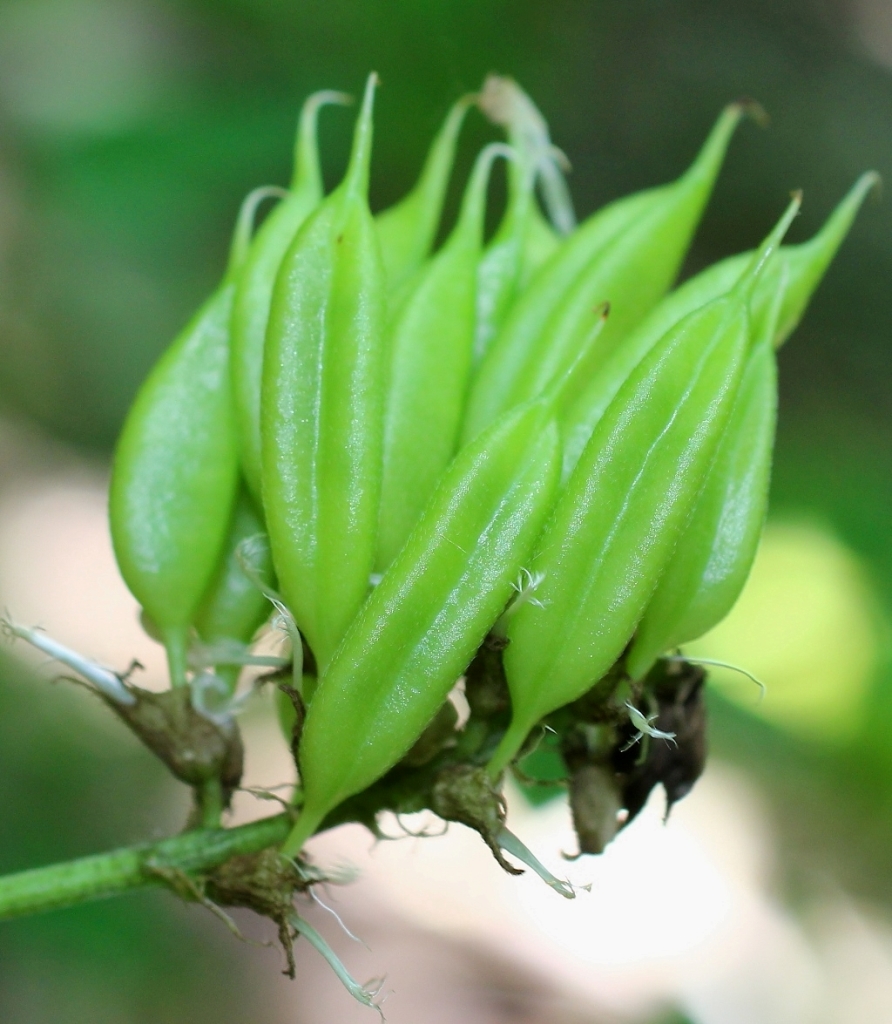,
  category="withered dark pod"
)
[561,657,707,855]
